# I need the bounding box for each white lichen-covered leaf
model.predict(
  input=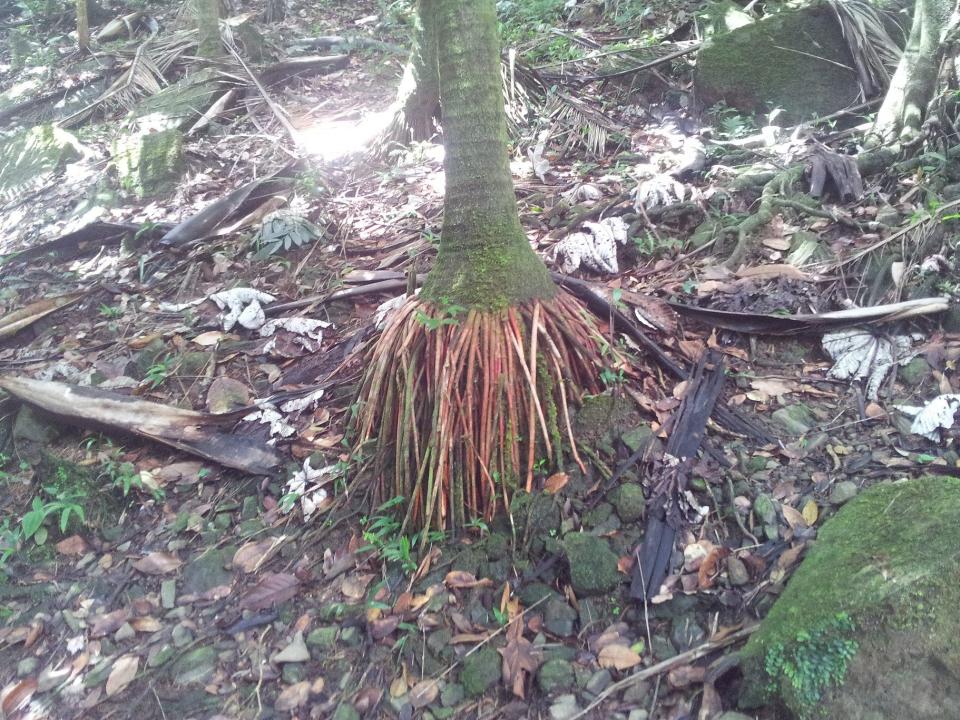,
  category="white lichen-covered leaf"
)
[243,406,295,439]
[897,394,960,441]
[527,131,551,182]
[374,292,416,329]
[633,174,686,210]
[284,457,338,520]
[260,317,331,341]
[209,288,276,331]
[562,183,603,203]
[553,216,631,275]
[279,388,325,413]
[822,328,914,400]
